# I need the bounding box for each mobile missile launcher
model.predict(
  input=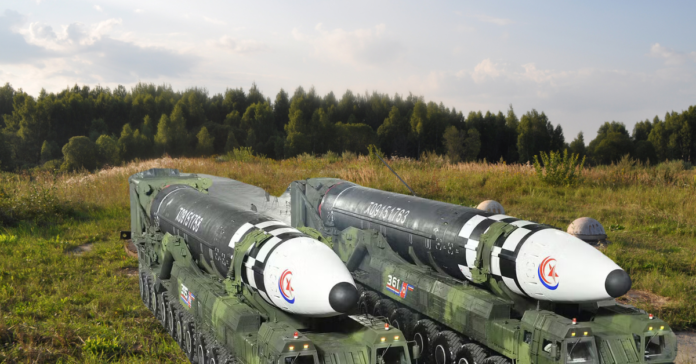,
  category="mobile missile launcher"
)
[287,178,677,364]
[126,169,414,364]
